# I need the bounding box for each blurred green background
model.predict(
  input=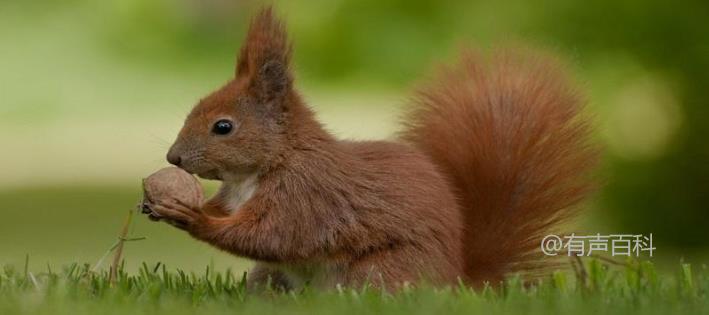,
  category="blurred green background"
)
[1,0,707,274]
